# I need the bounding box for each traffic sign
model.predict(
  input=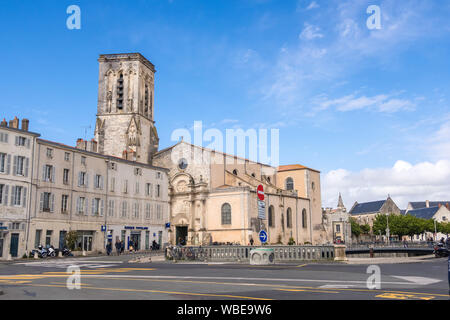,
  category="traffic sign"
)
[257,185,264,201]
[259,230,268,243]
[258,200,266,219]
